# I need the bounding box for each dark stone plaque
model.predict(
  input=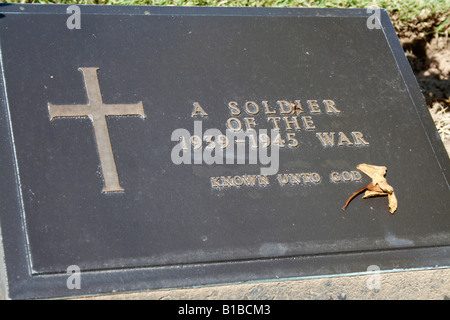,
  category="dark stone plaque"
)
[0,4,449,299]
